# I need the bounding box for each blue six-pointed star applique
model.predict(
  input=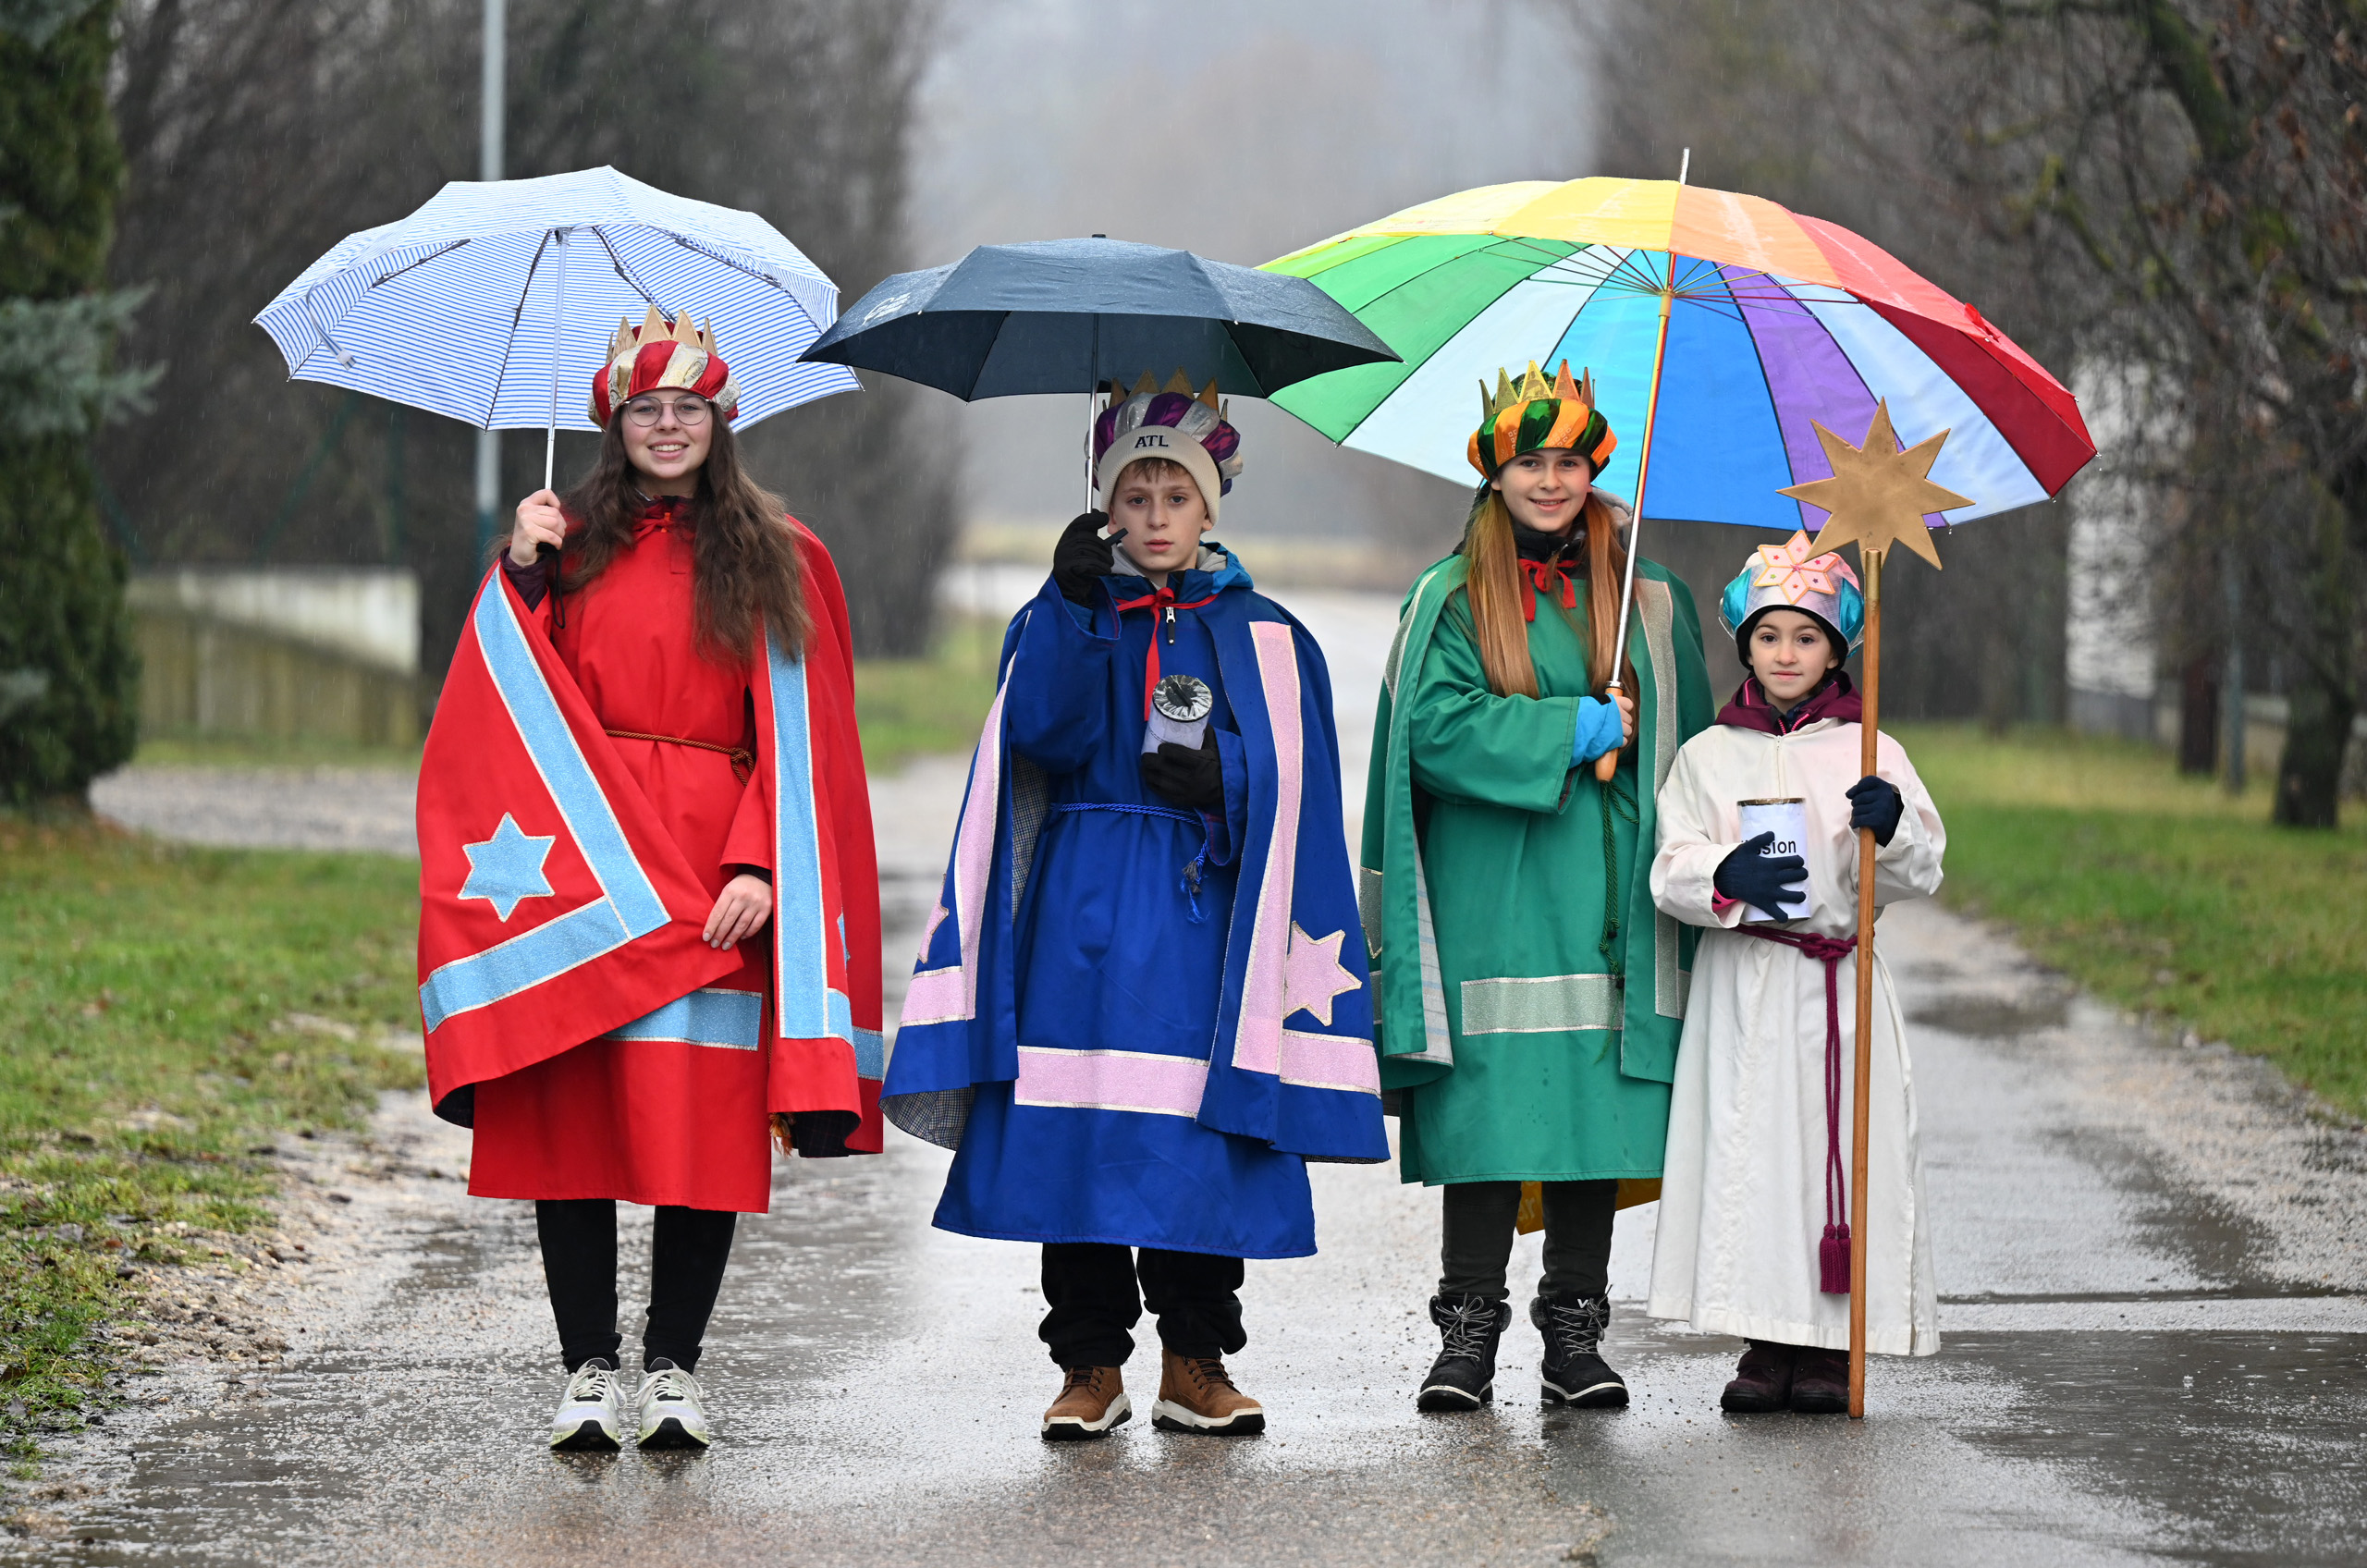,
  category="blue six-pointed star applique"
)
[458,813,557,921]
